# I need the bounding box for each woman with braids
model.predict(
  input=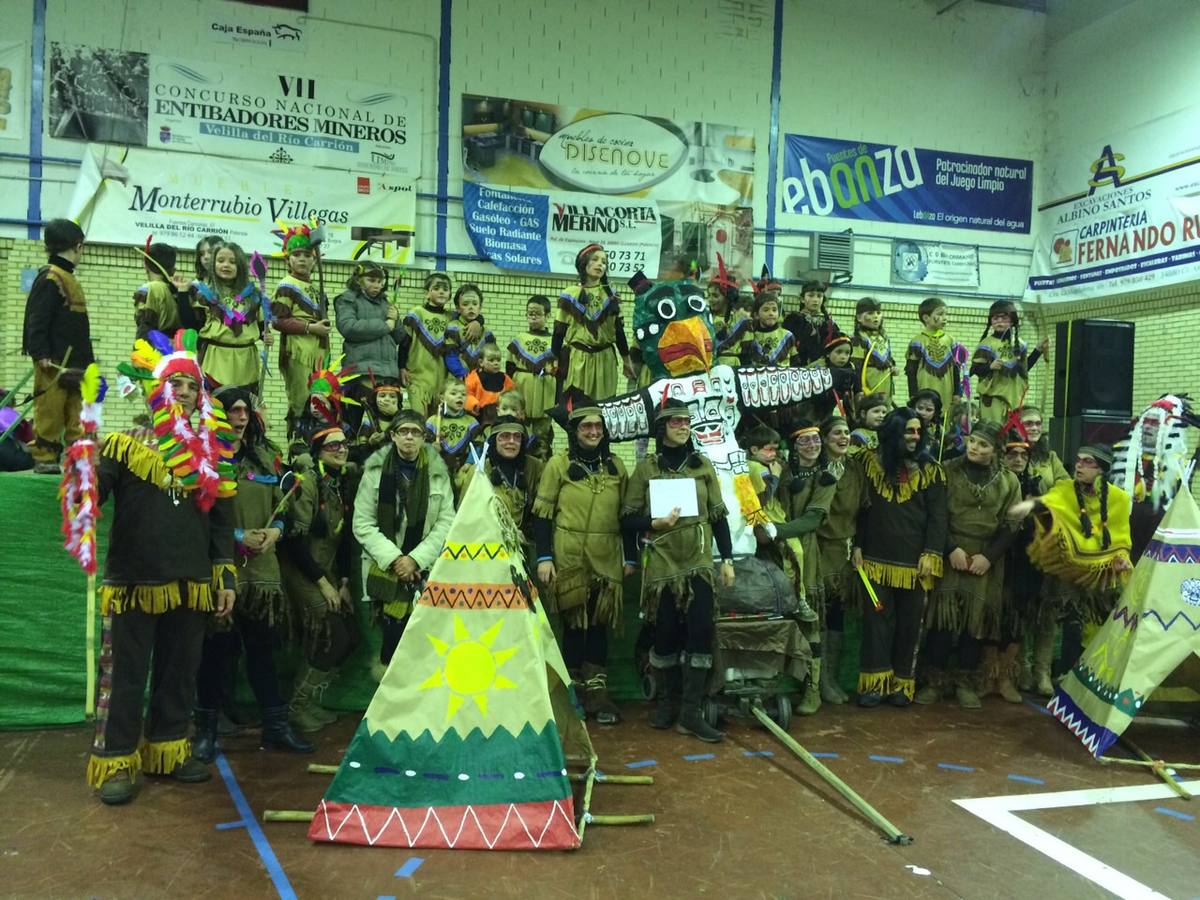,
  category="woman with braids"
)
[852,408,948,708]
[1010,444,1133,684]
[623,398,736,743]
[815,415,864,705]
[533,389,634,725]
[279,426,360,732]
[192,387,313,760]
[918,422,1022,709]
[552,244,635,402]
